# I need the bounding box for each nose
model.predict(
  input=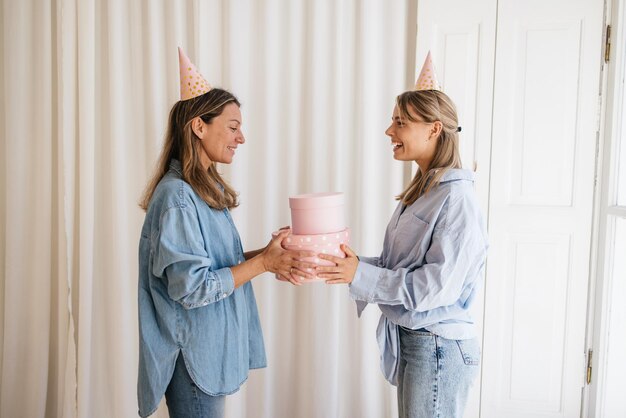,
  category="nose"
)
[385,124,393,137]
[237,131,245,144]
